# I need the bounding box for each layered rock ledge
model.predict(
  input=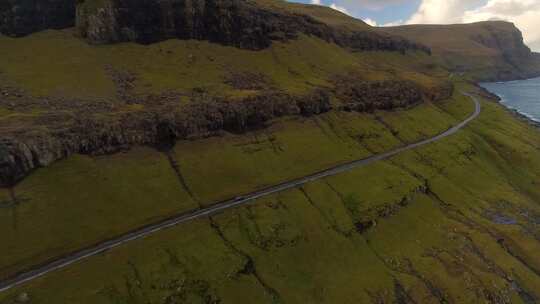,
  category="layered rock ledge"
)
[0,90,331,186]
[0,78,453,187]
